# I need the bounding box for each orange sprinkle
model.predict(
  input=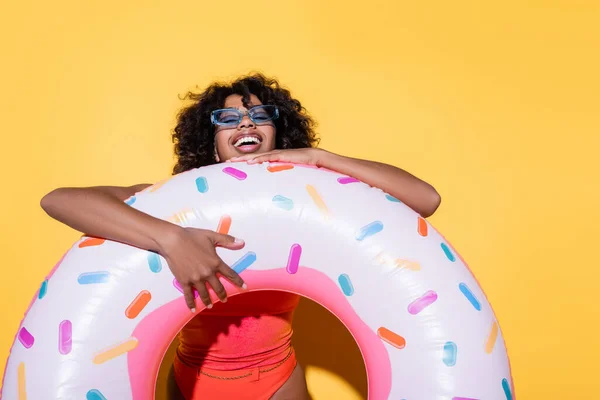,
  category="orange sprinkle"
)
[417,216,428,237]
[306,185,330,218]
[377,327,406,349]
[125,290,152,319]
[18,362,26,400]
[267,164,294,172]
[93,337,138,364]
[79,237,105,248]
[485,321,499,354]
[217,215,232,235]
